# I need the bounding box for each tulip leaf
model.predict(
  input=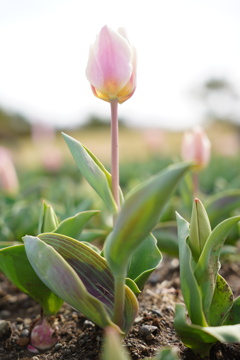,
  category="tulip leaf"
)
[208,274,233,326]
[24,234,138,333]
[153,222,179,257]
[53,210,100,239]
[176,213,207,326]
[0,245,63,315]
[105,163,190,278]
[194,216,240,319]
[174,304,216,353]
[127,233,162,290]
[24,235,116,329]
[62,133,118,213]
[222,296,240,325]
[175,303,240,352]
[206,189,240,225]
